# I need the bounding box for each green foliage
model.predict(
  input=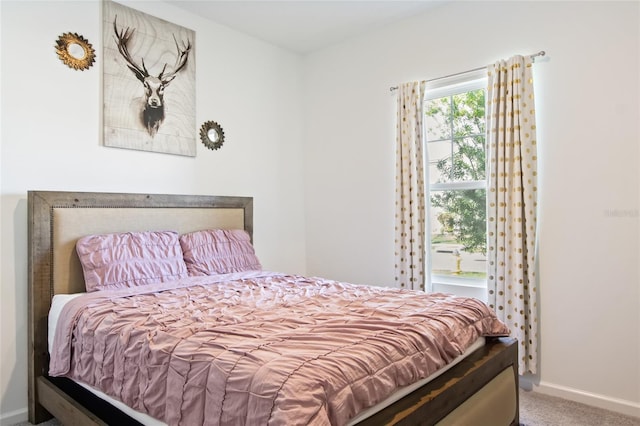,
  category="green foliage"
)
[427,89,487,254]
[431,189,486,254]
